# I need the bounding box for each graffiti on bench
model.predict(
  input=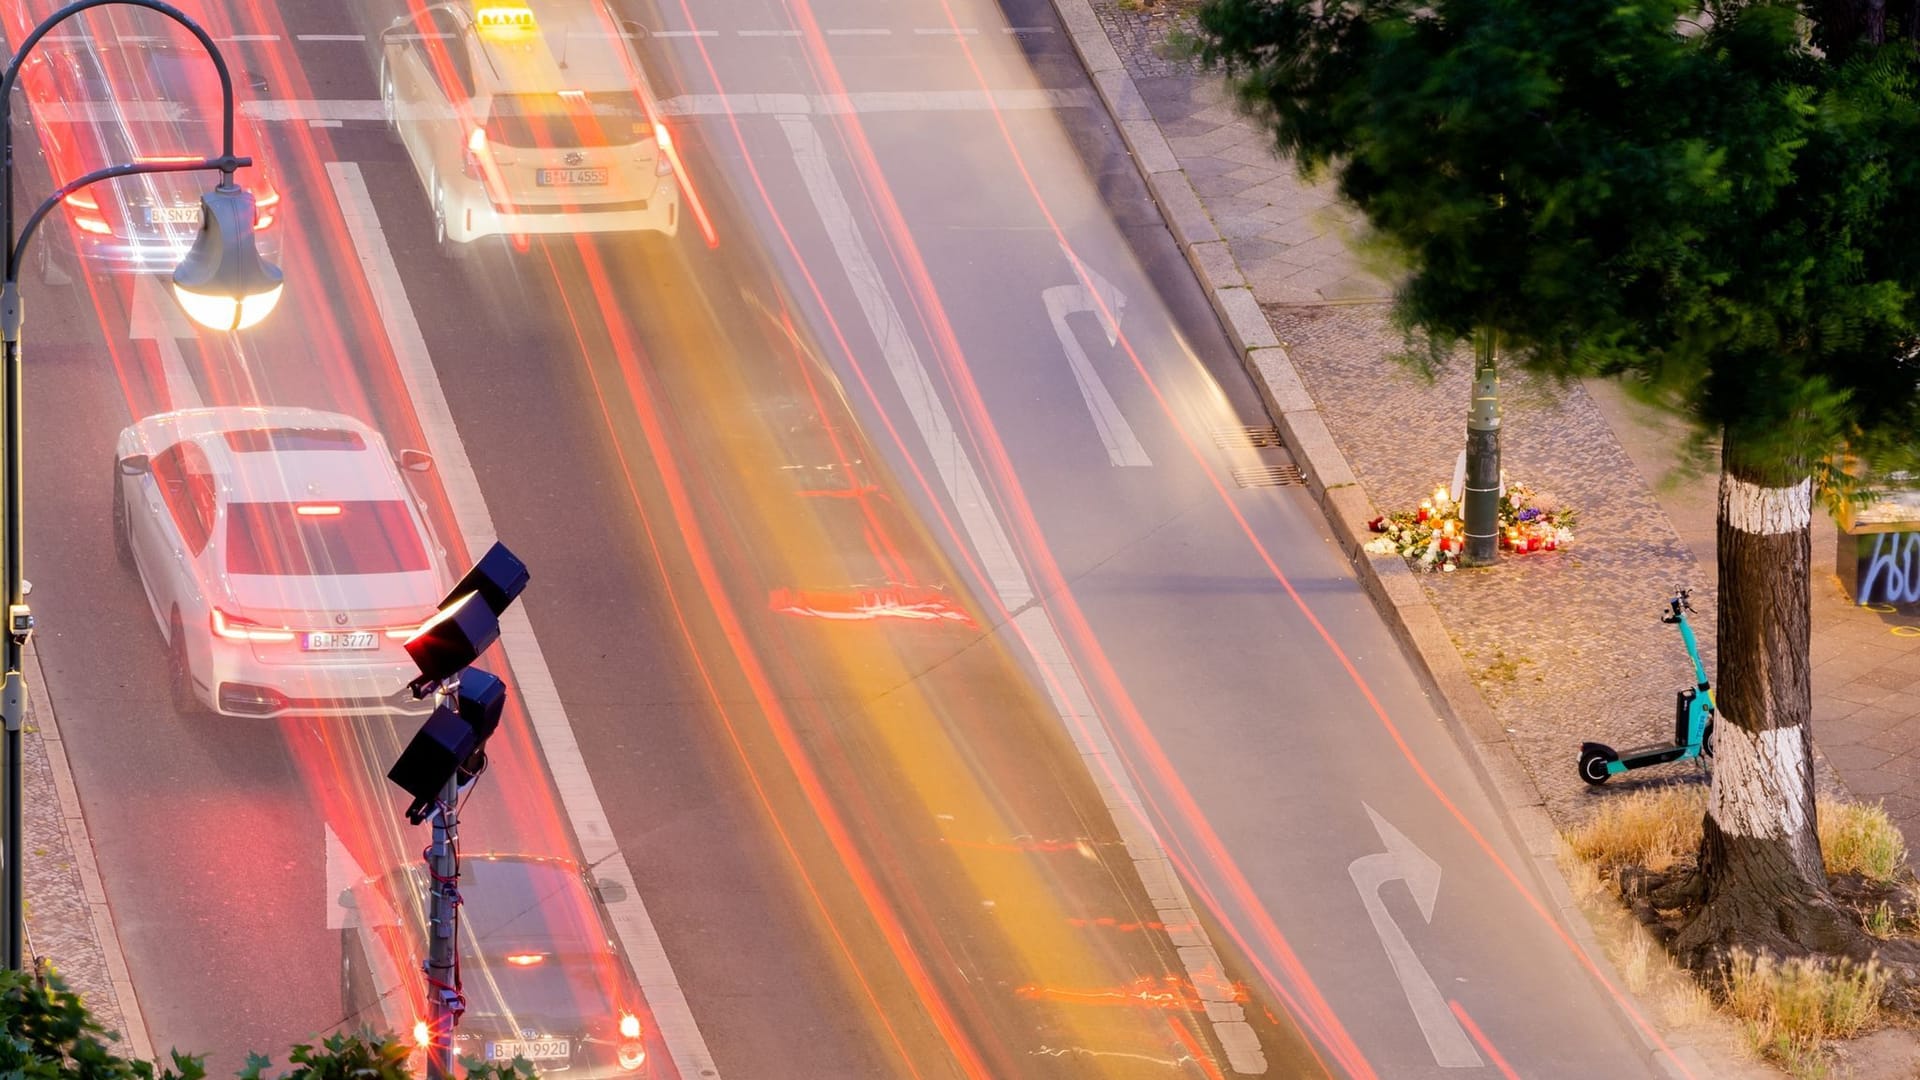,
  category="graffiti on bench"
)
[1858,530,1920,606]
